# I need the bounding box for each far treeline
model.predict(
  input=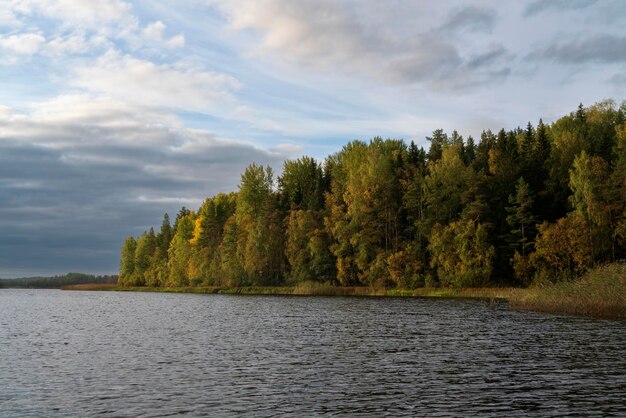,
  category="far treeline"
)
[119,100,626,289]
[0,273,118,289]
